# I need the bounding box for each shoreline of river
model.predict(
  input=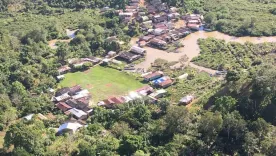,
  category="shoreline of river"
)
[134,30,276,70]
